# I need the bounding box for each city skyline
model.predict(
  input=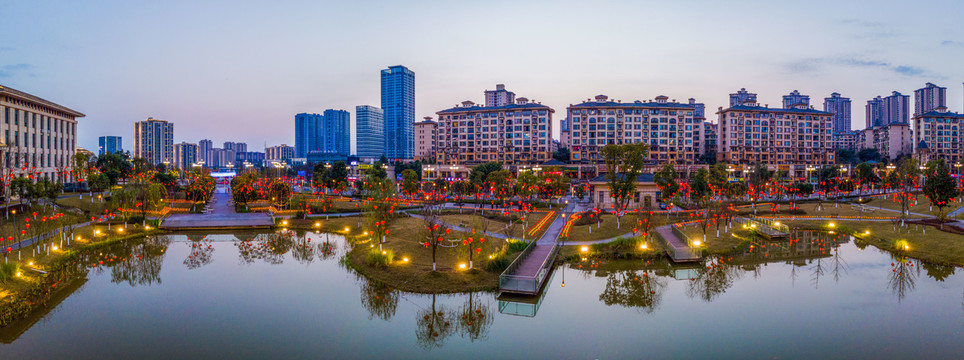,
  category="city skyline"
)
[2,0,963,151]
